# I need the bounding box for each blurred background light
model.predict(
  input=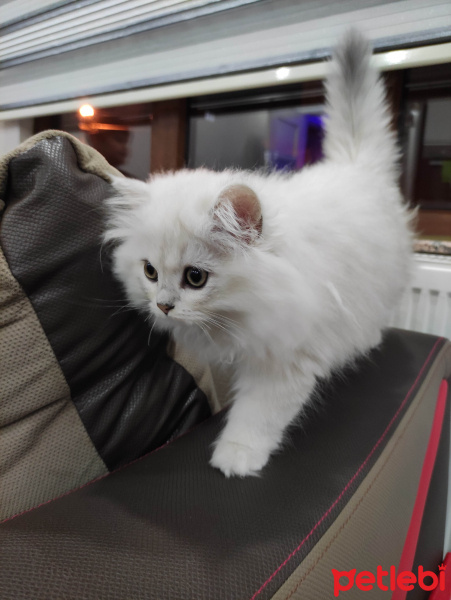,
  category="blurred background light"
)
[275,67,291,81]
[79,104,94,118]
